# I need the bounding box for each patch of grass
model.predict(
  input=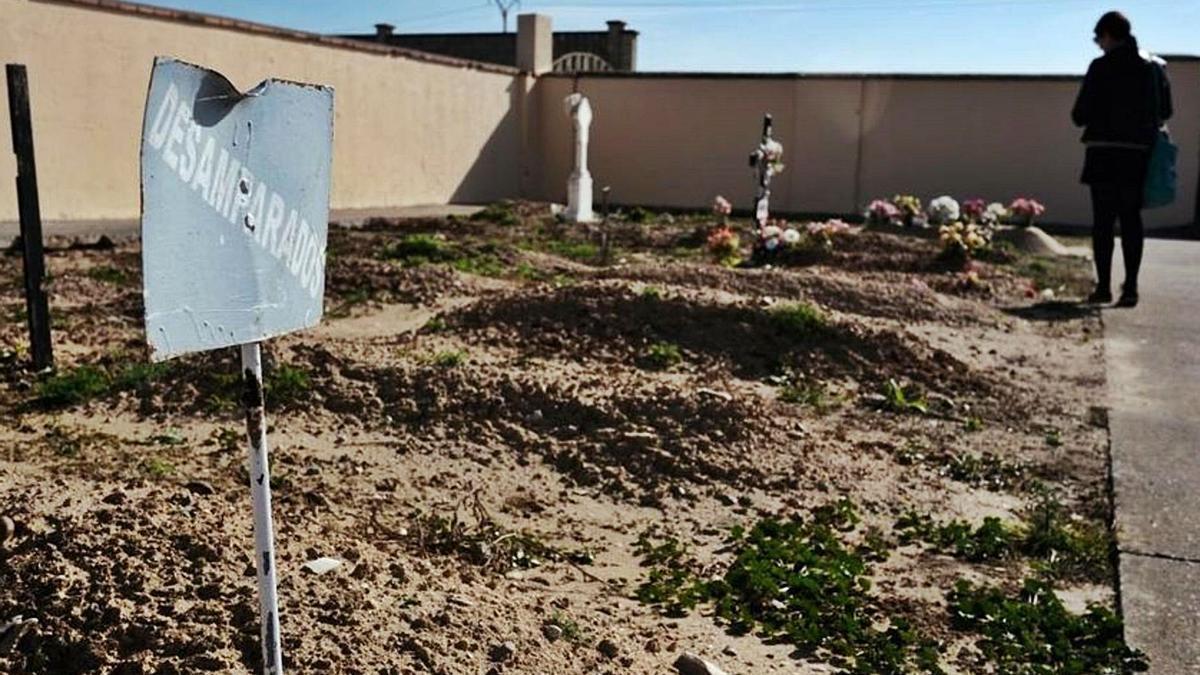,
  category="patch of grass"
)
[422,316,448,333]
[639,341,683,371]
[149,428,185,446]
[948,578,1148,673]
[452,254,506,277]
[546,612,586,643]
[470,201,519,227]
[543,239,599,262]
[768,302,829,338]
[896,513,1017,563]
[329,287,373,318]
[427,350,467,368]
[86,265,129,285]
[380,233,455,266]
[963,416,984,432]
[635,500,946,673]
[514,262,549,282]
[896,493,1111,583]
[639,285,662,300]
[35,366,111,407]
[879,378,928,415]
[140,455,176,478]
[112,362,174,391]
[265,364,312,406]
[1045,428,1063,447]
